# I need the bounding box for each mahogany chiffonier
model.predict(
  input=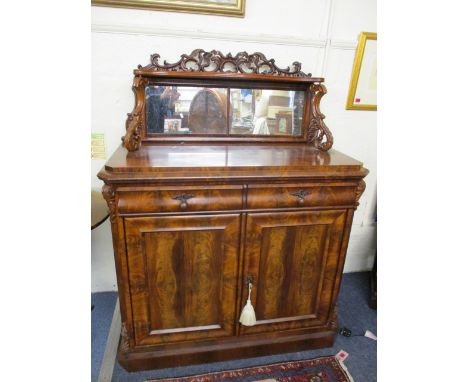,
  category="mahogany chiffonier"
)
[98,50,368,371]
